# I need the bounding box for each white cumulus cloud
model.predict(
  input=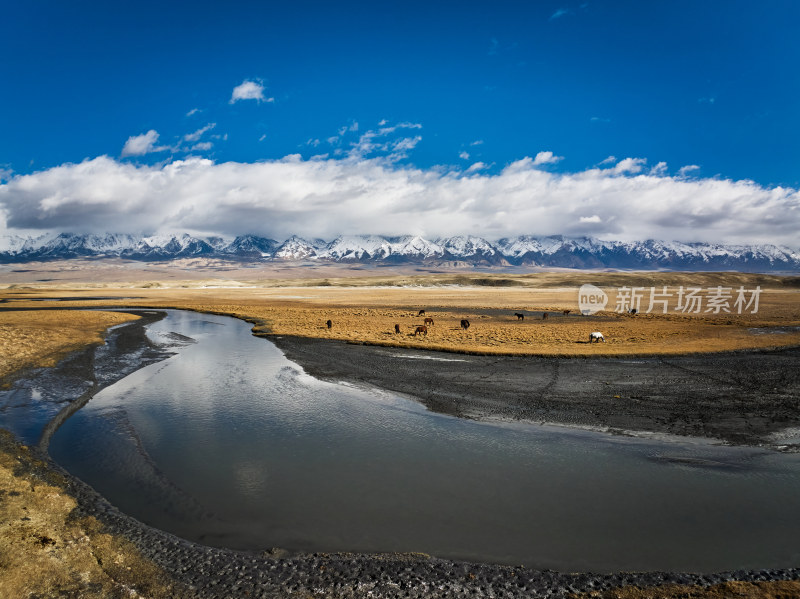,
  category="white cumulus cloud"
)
[184,123,216,143]
[1,154,798,247]
[347,122,423,162]
[230,80,273,104]
[610,157,646,175]
[650,162,668,176]
[679,164,701,177]
[121,130,169,157]
[532,151,563,166]
[466,162,489,173]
